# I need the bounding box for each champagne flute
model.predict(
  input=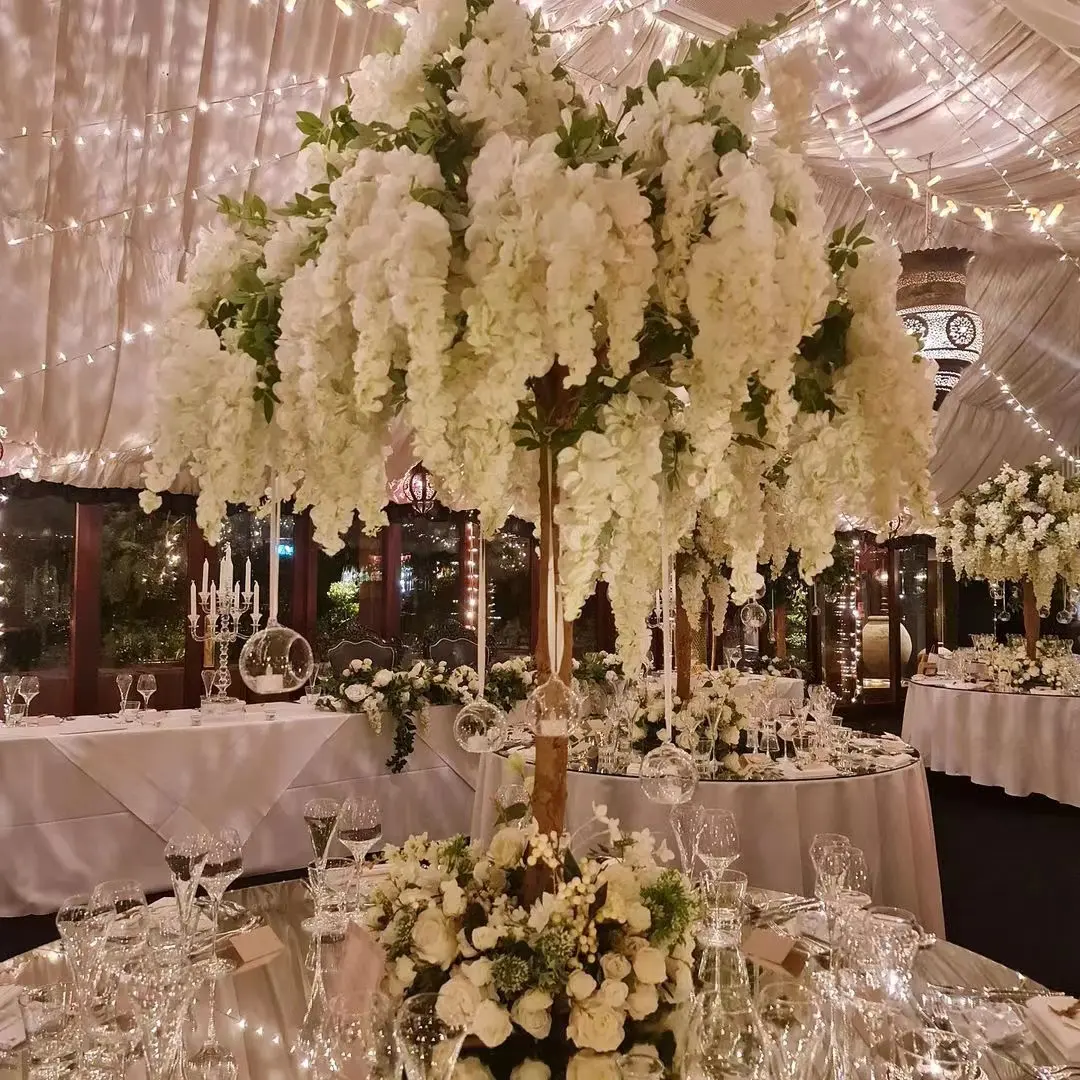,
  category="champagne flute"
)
[164,829,211,955]
[201,669,215,702]
[115,673,133,723]
[2,673,21,723]
[337,796,382,911]
[671,803,705,874]
[56,892,108,1053]
[200,827,243,975]
[303,798,341,935]
[18,675,40,718]
[137,673,157,711]
[88,879,149,1050]
[697,808,739,881]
